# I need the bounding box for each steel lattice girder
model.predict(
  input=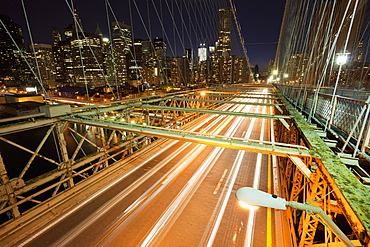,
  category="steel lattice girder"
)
[63,116,310,158]
[169,97,283,107]
[277,89,370,243]
[129,103,292,120]
[196,93,279,100]
[0,119,57,136]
